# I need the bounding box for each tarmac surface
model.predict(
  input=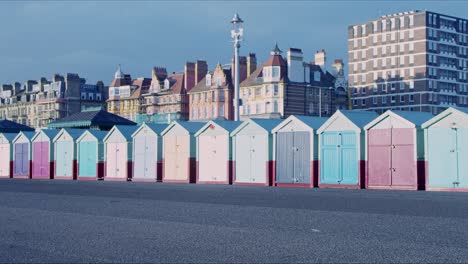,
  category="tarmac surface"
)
[1,179,468,263]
